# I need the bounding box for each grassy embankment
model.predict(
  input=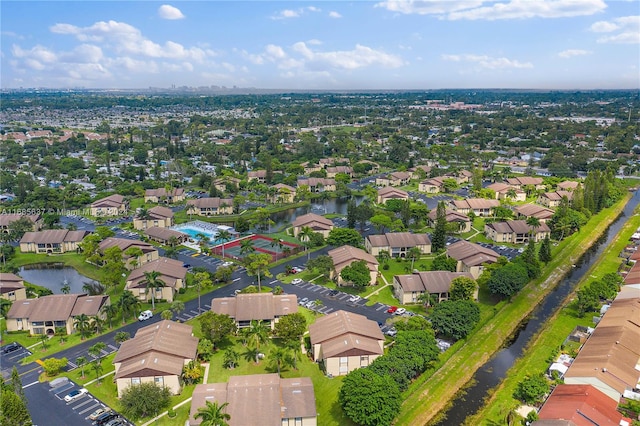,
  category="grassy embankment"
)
[396,192,632,425]
[467,201,640,424]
